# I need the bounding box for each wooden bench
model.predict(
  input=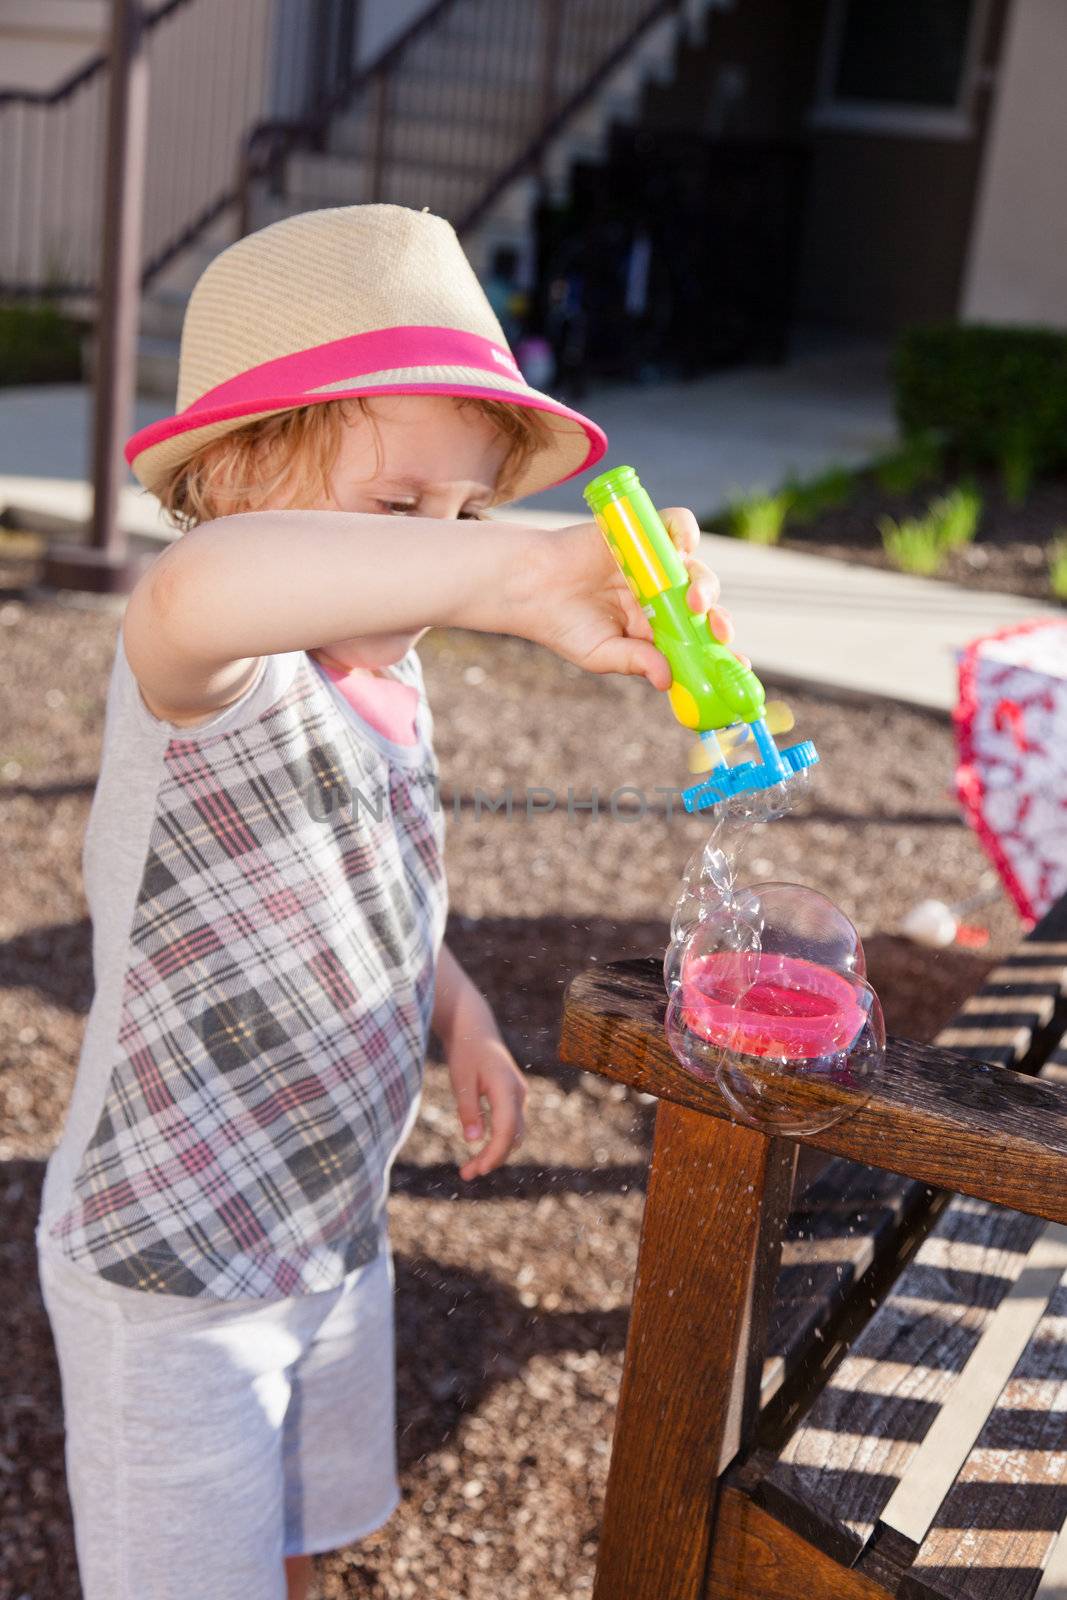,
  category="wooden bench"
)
[559,893,1067,1600]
